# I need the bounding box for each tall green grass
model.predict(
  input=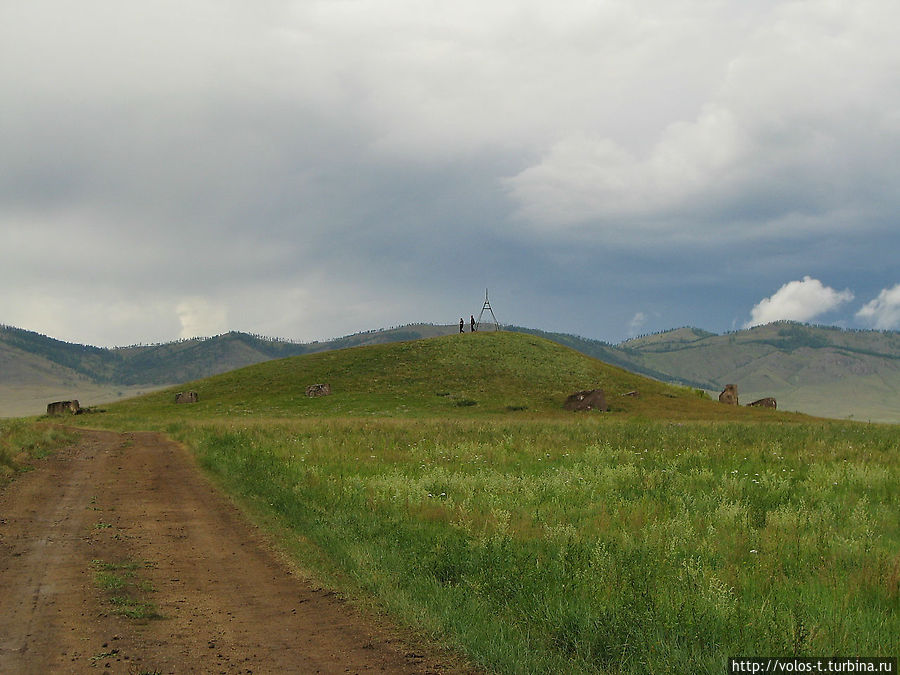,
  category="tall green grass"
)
[0,419,73,480]
[165,417,899,674]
